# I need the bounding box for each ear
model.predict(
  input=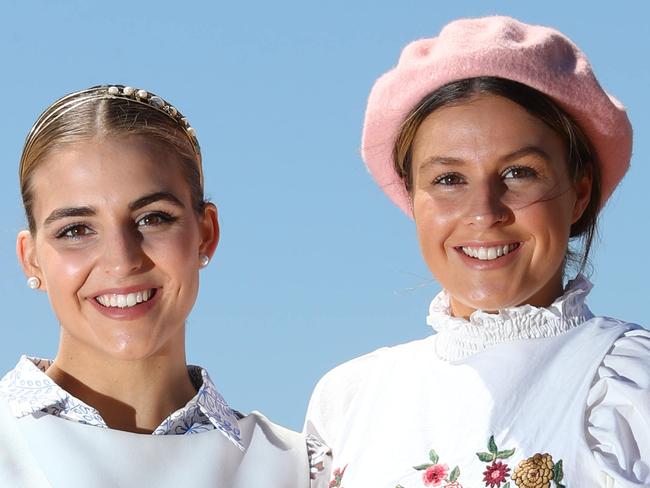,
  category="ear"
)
[16,230,46,291]
[572,171,593,224]
[198,203,219,259]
